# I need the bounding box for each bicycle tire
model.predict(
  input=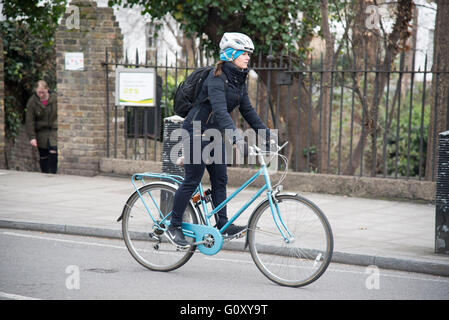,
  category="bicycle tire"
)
[247,194,333,287]
[121,182,198,271]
